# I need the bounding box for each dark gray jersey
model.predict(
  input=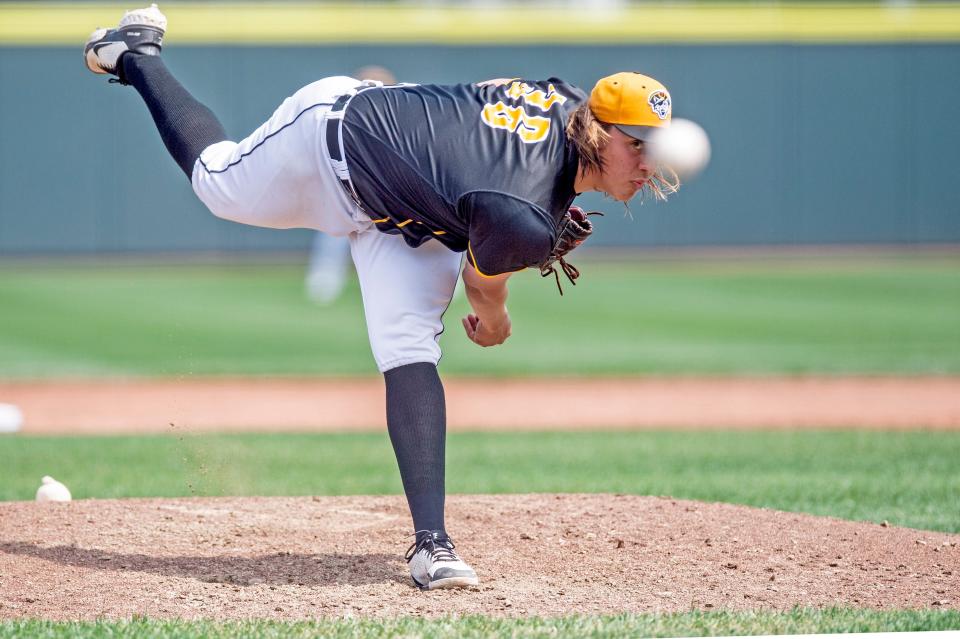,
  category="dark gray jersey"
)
[341,78,586,275]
